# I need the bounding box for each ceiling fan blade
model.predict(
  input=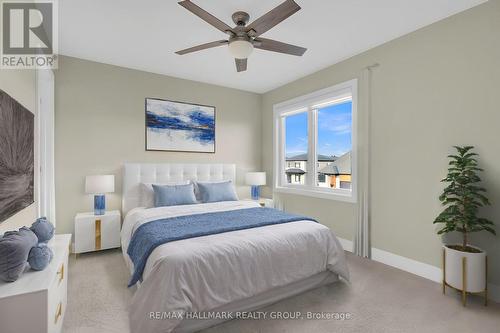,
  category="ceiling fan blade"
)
[253,37,306,56]
[178,1,234,35]
[175,40,228,55]
[235,58,247,72]
[246,0,301,37]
